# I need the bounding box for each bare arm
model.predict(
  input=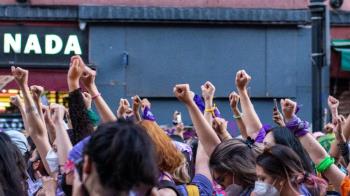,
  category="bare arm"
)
[201,81,215,127]
[328,96,339,125]
[195,141,212,181]
[11,66,53,175]
[132,96,142,122]
[50,104,73,167]
[117,98,130,119]
[10,95,30,134]
[213,118,232,142]
[229,91,248,139]
[43,106,56,144]
[30,85,45,123]
[235,70,262,139]
[282,99,345,191]
[174,84,220,156]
